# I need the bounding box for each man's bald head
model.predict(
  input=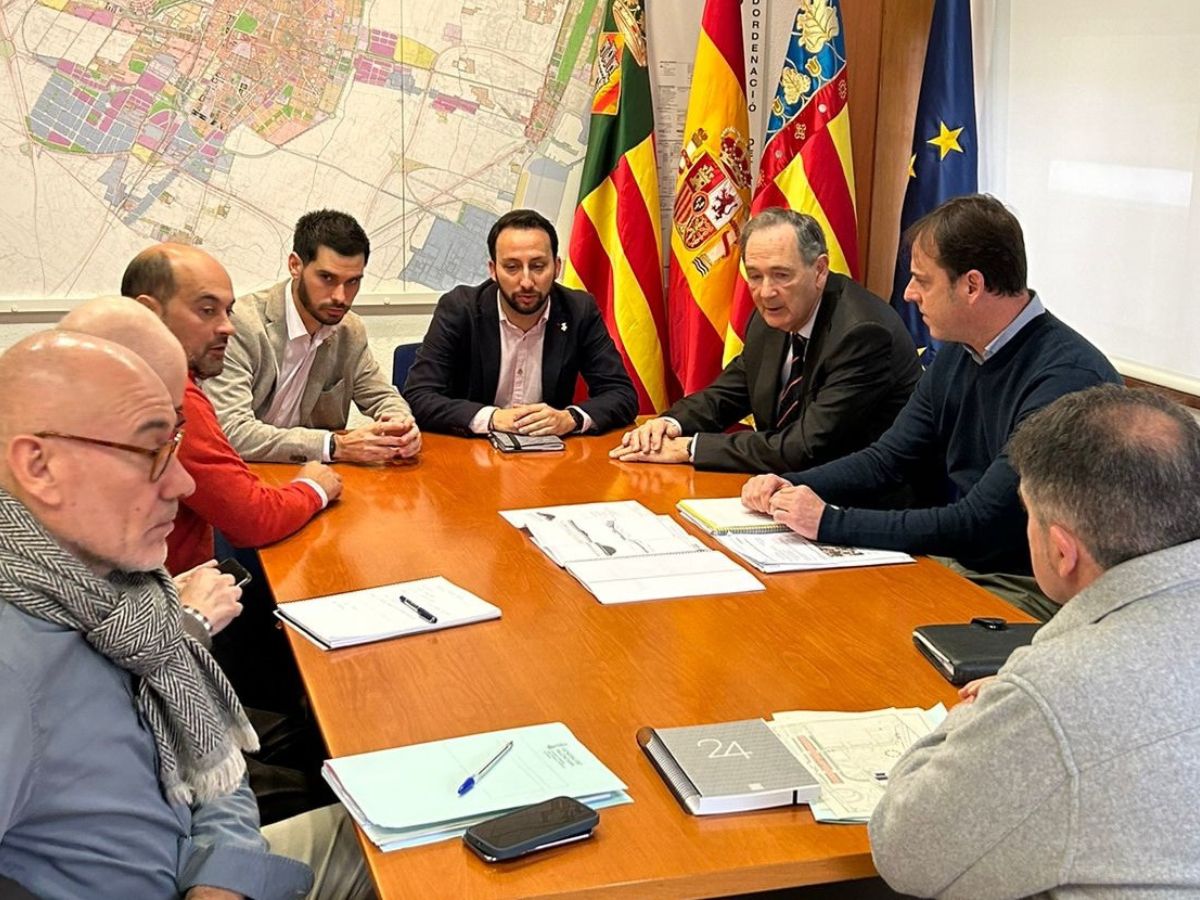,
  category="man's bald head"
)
[58,296,187,408]
[0,329,193,575]
[120,243,236,379]
[121,243,223,306]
